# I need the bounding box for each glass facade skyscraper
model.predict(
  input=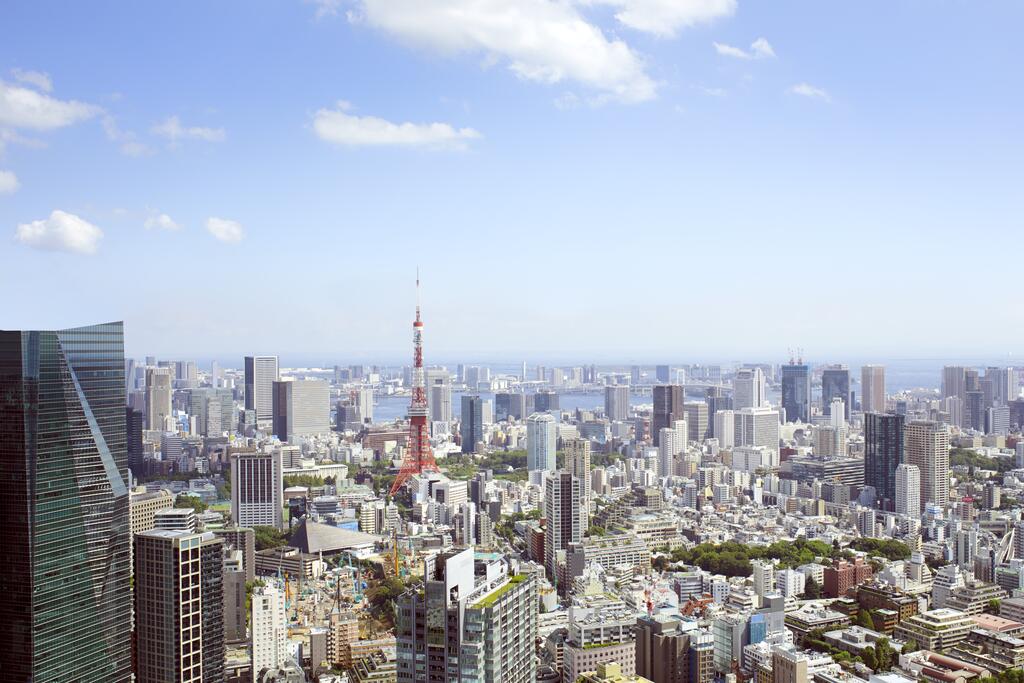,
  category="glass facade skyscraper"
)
[864,412,905,510]
[0,322,132,682]
[780,363,810,423]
